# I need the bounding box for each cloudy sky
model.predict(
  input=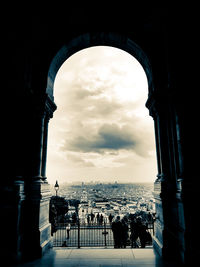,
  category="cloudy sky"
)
[46,46,157,185]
